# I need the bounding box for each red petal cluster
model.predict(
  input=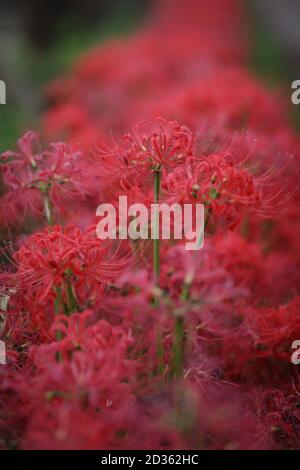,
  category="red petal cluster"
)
[0,0,300,450]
